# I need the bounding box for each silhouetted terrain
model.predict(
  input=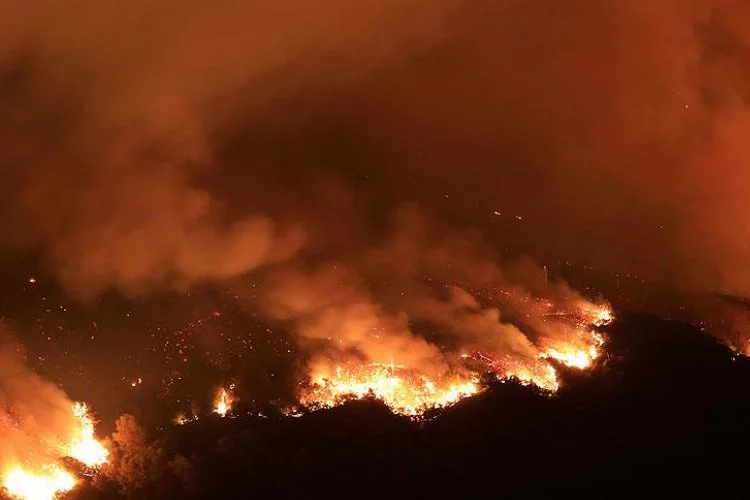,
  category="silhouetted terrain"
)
[75,311,750,499]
